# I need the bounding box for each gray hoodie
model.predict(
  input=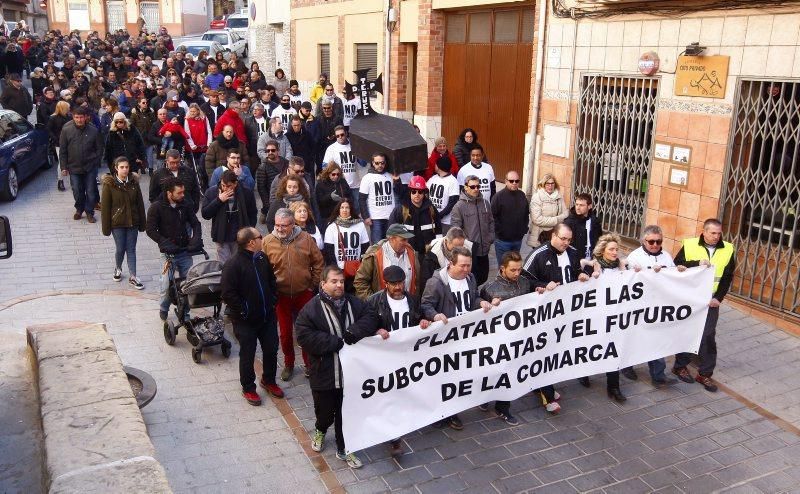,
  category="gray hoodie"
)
[450,190,495,256]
